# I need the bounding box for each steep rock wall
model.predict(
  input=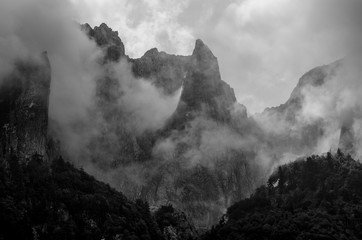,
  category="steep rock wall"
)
[0,52,51,161]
